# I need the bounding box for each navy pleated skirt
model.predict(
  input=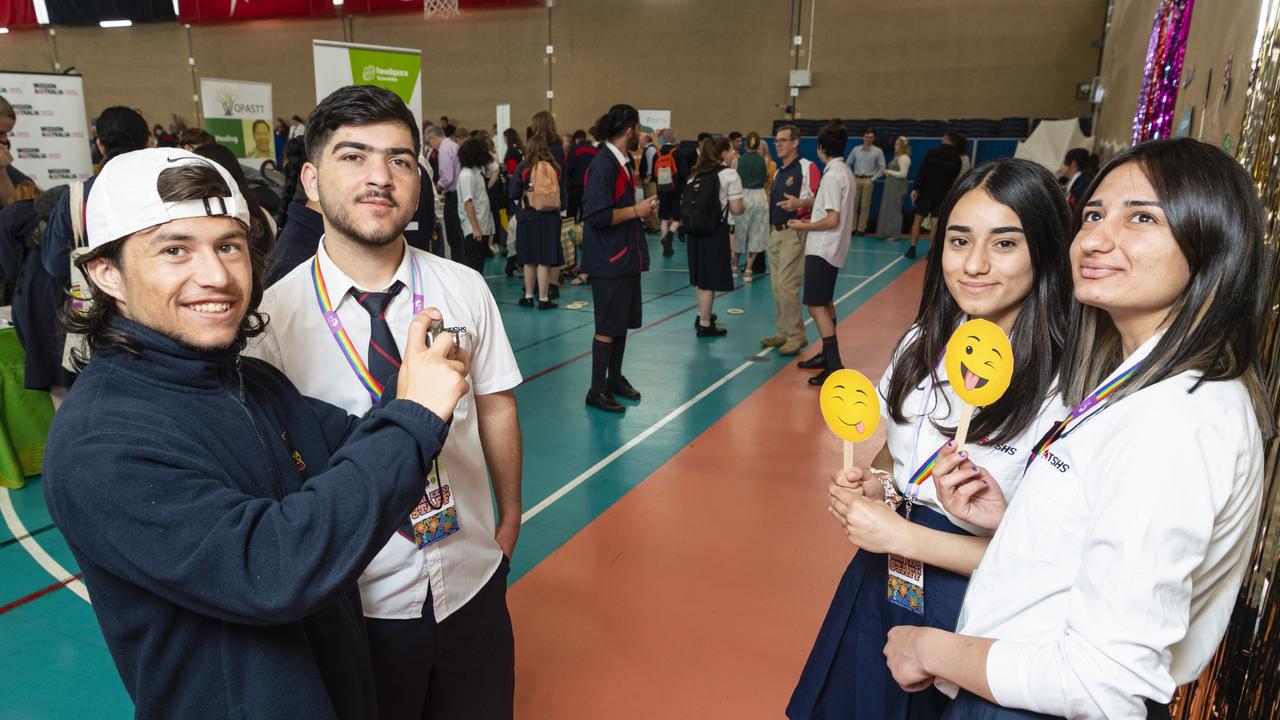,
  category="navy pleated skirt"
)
[787,505,973,720]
